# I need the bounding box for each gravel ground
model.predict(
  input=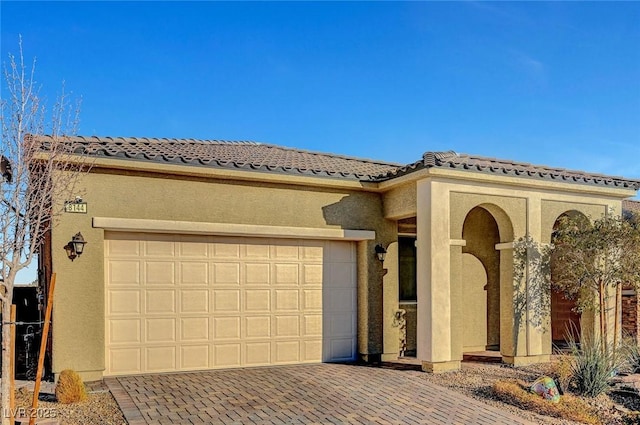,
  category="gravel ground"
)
[12,381,126,425]
[421,361,640,425]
